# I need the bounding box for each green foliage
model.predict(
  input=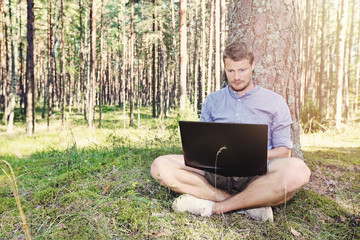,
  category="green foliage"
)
[300,96,324,133]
